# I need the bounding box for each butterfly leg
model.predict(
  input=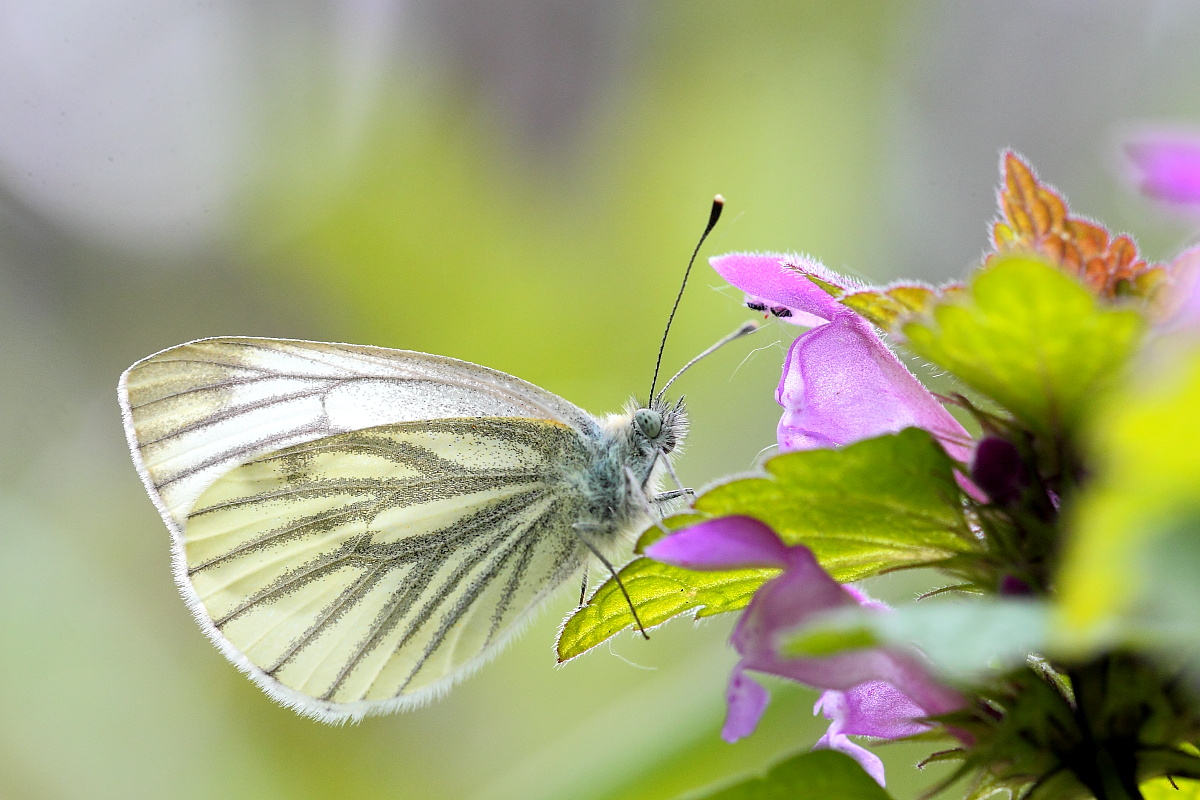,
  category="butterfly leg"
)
[639,451,694,507]
[625,465,671,533]
[578,568,589,607]
[660,455,689,498]
[572,523,650,640]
